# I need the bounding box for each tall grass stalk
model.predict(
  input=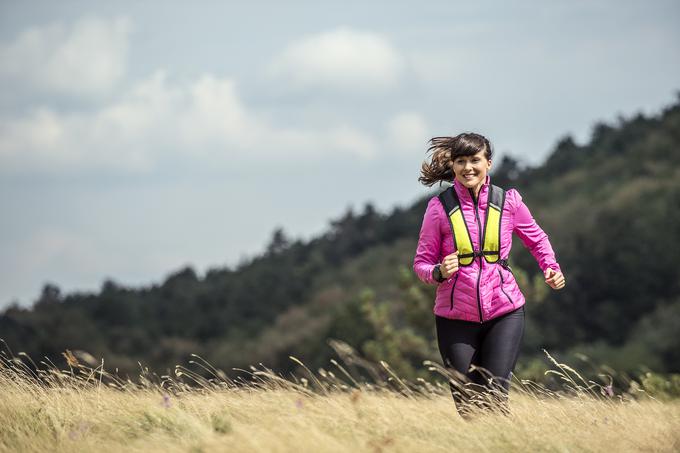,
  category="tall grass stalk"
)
[1,339,678,452]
